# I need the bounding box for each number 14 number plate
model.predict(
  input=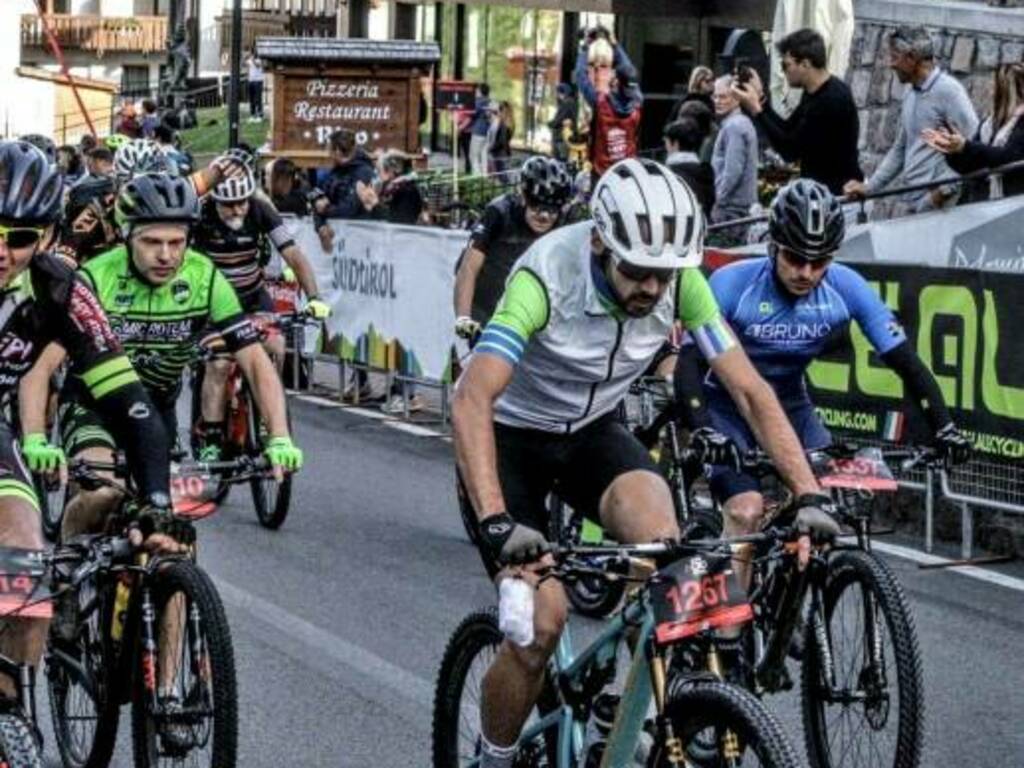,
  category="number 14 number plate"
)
[650,553,752,645]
